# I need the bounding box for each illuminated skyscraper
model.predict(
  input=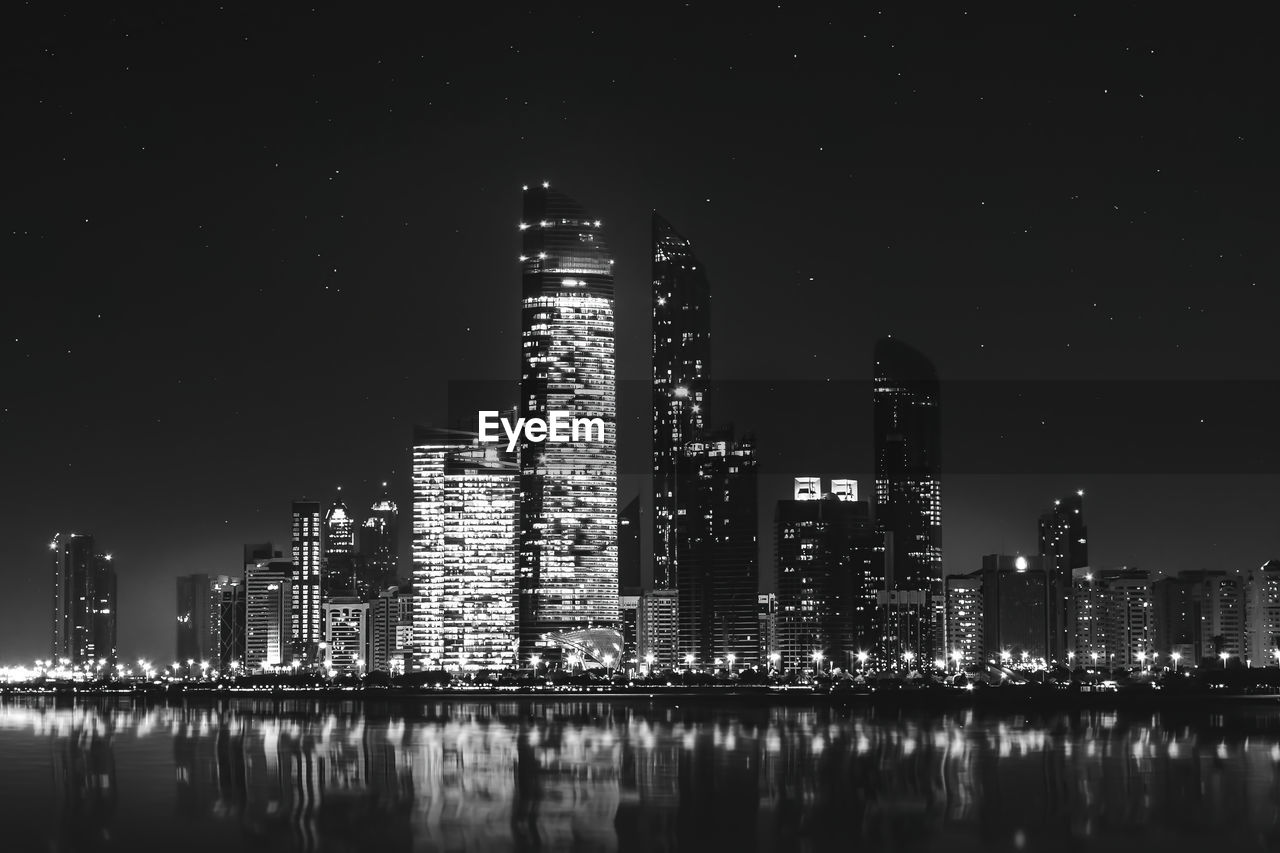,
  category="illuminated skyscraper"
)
[244,557,292,671]
[873,338,943,660]
[1038,491,1088,663]
[517,182,618,654]
[290,500,323,656]
[651,212,710,593]
[50,533,117,668]
[413,427,519,670]
[324,490,358,598]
